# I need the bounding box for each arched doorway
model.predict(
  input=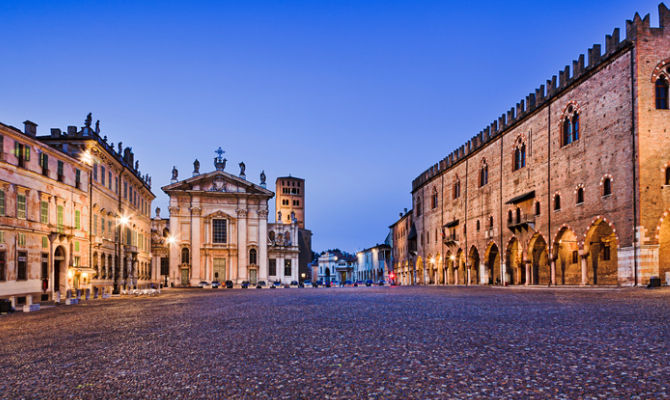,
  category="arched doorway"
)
[529,235,549,285]
[585,219,618,285]
[505,238,522,285]
[416,257,424,285]
[54,246,66,294]
[553,227,581,285]
[444,251,452,284]
[468,246,480,285]
[325,267,331,285]
[485,243,500,285]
